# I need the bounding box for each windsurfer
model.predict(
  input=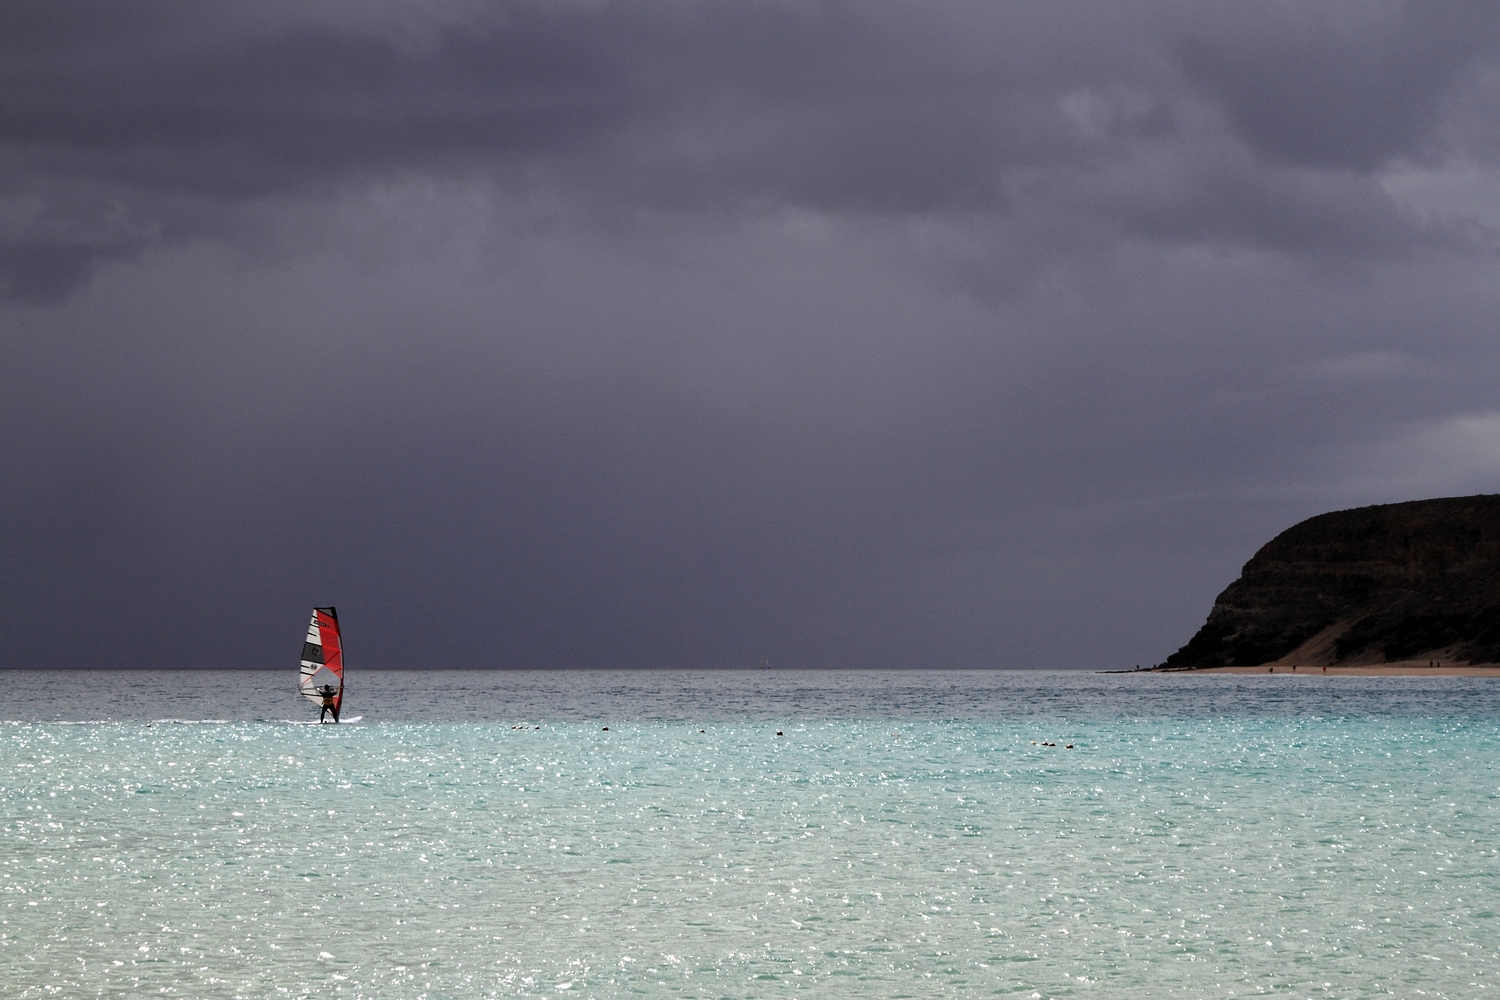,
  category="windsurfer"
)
[317,684,340,724]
